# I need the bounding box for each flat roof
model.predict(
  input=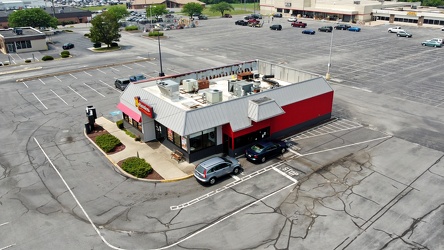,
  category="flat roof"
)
[0,27,43,37]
